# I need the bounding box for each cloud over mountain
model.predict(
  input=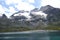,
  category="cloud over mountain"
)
[0,0,35,18]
